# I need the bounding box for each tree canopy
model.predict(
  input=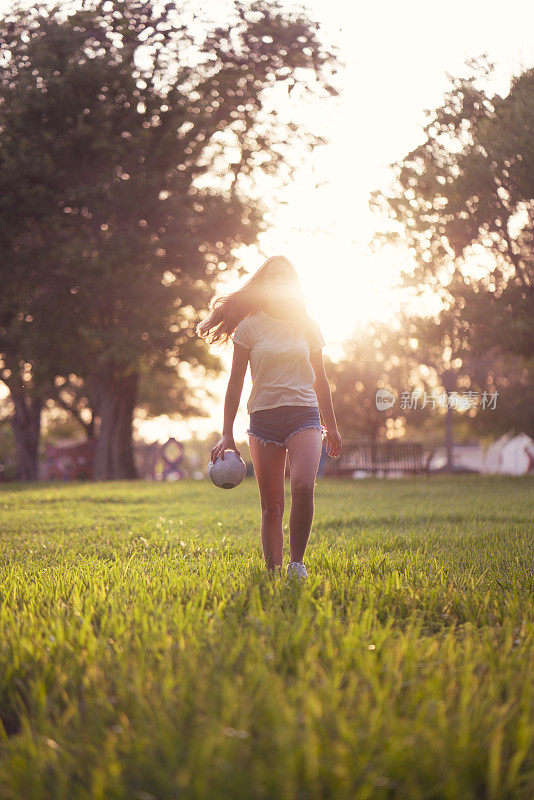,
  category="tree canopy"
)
[0,0,340,478]
[370,56,534,439]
